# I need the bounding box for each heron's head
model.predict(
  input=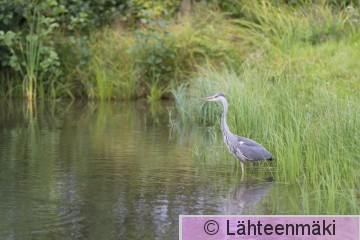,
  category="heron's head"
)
[199,93,226,102]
